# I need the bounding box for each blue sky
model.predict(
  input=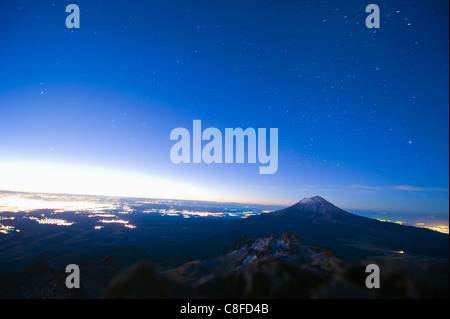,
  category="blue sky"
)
[0,0,448,219]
